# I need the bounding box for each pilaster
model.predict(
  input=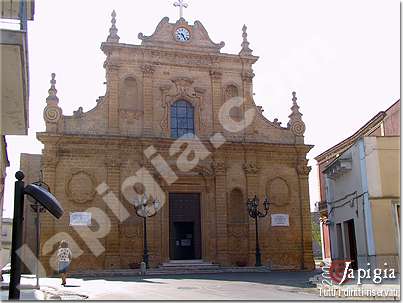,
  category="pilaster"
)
[39,147,58,274]
[104,152,122,268]
[243,157,260,266]
[210,70,223,133]
[212,158,228,265]
[296,158,315,270]
[142,65,155,136]
[106,64,120,134]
